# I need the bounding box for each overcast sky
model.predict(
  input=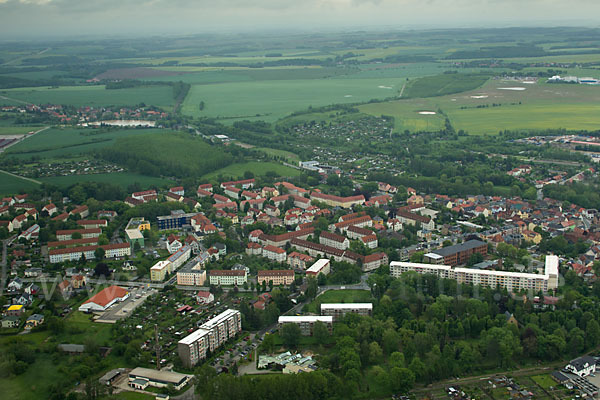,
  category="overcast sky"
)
[0,0,599,39]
